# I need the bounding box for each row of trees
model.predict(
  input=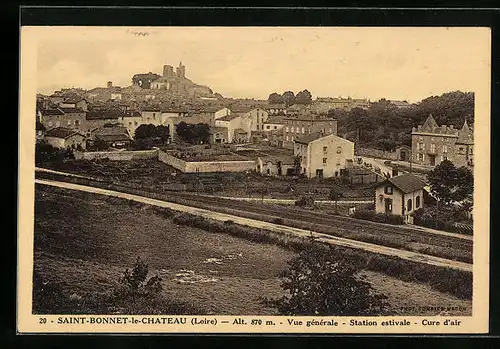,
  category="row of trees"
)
[268,90,313,106]
[332,91,474,151]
